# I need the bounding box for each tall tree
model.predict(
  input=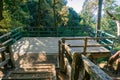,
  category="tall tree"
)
[81,0,98,27]
[53,0,57,27]
[96,0,103,31]
[0,0,3,21]
[38,0,41,27]
[106,10,120,41]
